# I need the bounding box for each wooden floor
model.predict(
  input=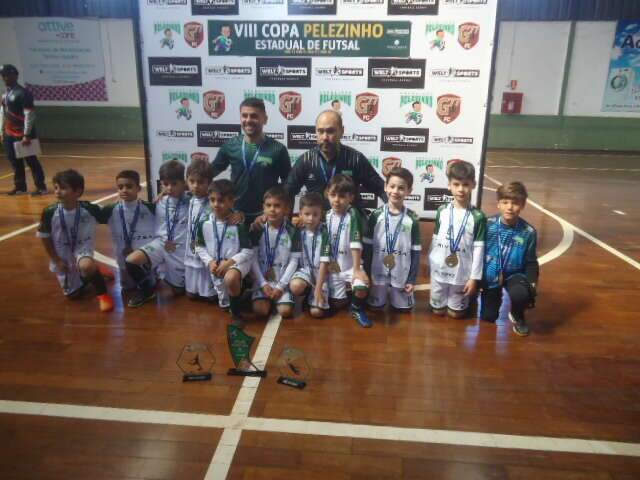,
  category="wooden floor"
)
[0,142,639,479]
